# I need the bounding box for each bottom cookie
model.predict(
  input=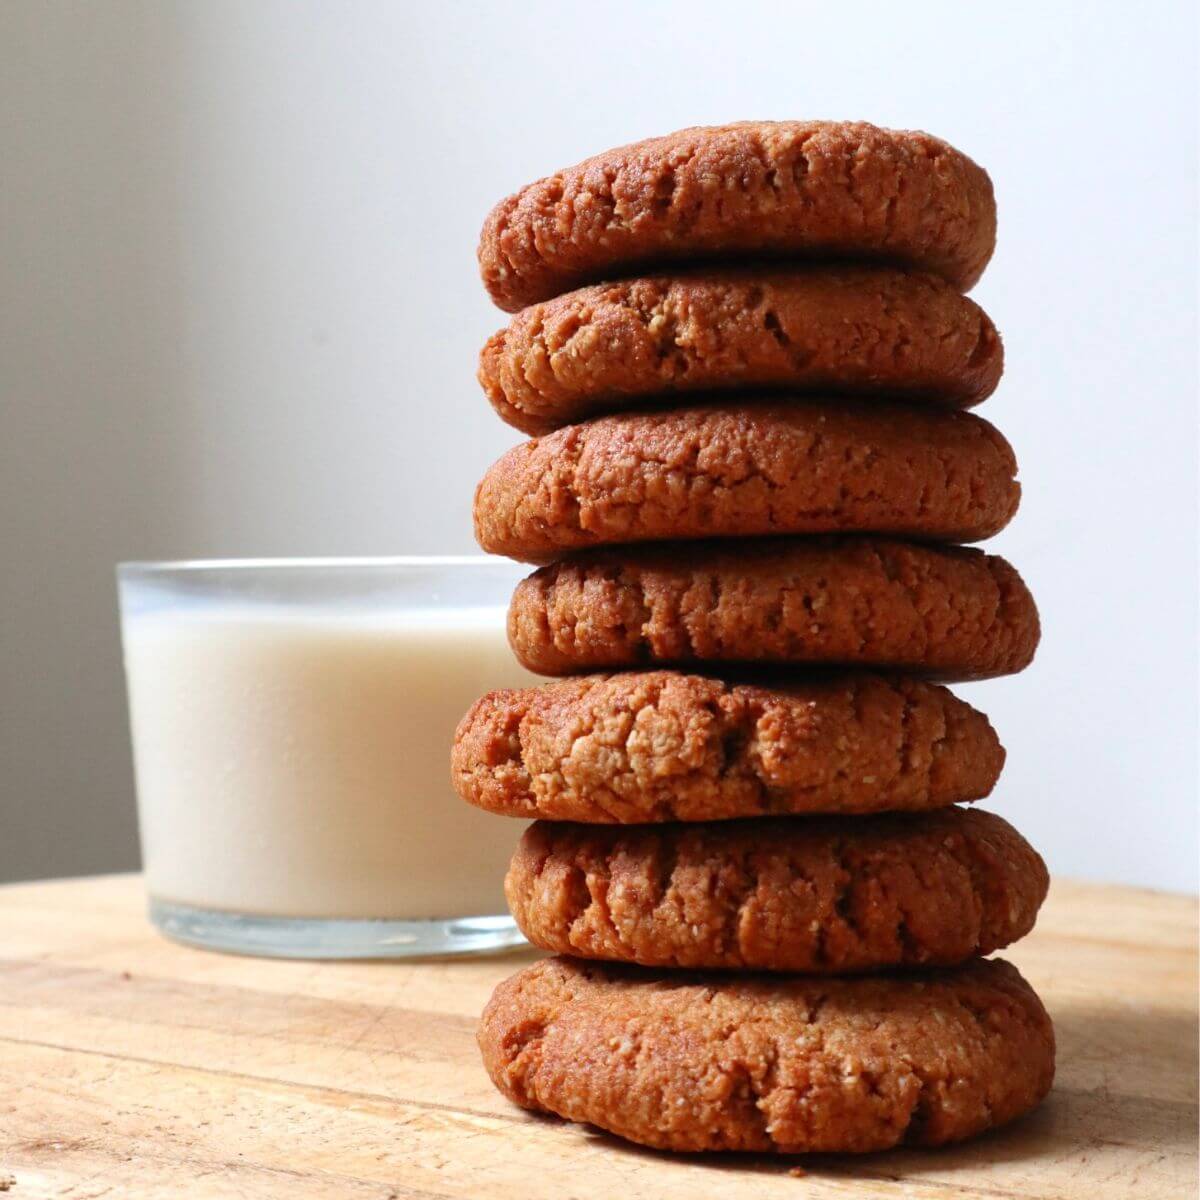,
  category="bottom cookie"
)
[479,956,1054,1154]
